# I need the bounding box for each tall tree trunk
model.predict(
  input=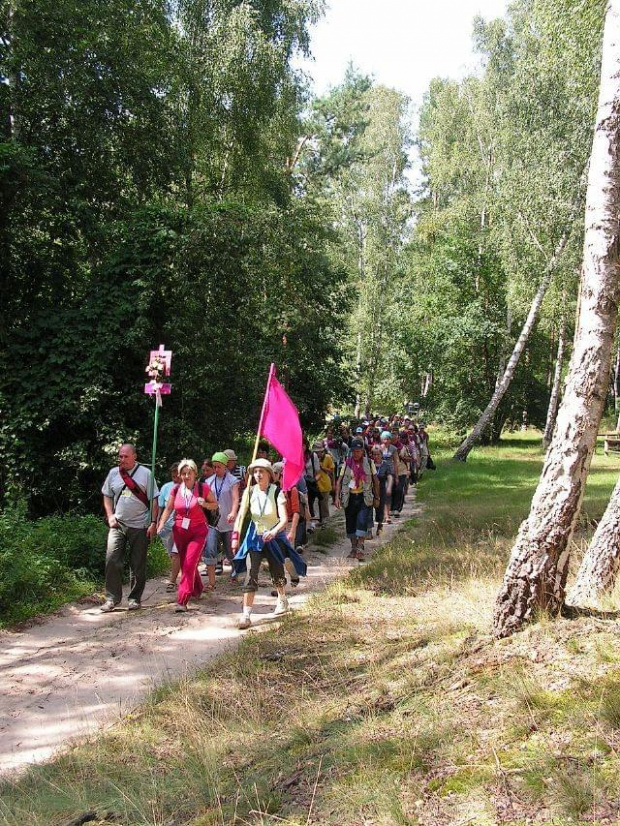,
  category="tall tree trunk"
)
[354,328,362,419]
[542,311,567,449]
[422,371,432,398]
[614,339,620,414]
[354,222,367,420]
[453,225,573,462]
[5,2,20,140]
[493,1,620,638]
[568,477,620,608]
